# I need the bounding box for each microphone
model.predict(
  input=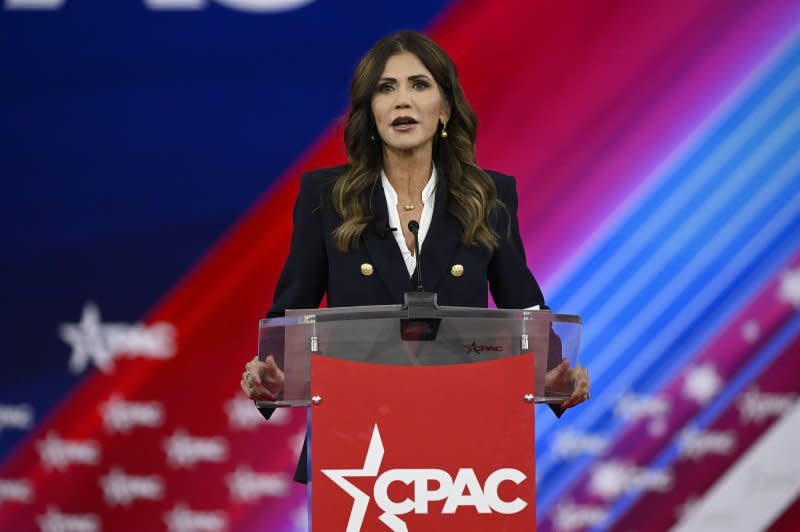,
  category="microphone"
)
[401,219,439,340]
[407,220,424,291]
[374,217,397,238]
